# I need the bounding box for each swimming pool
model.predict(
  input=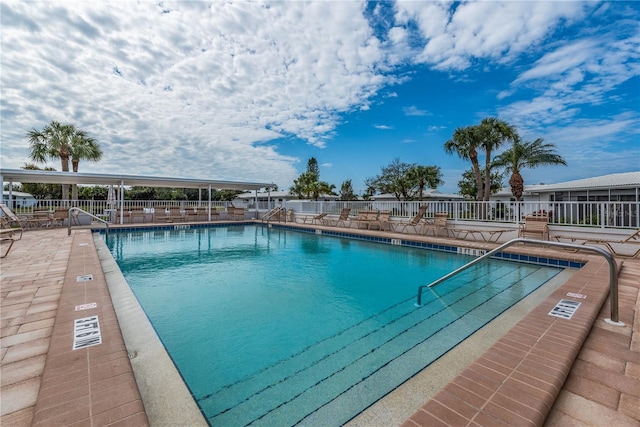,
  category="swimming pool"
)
[105,225,563,426]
